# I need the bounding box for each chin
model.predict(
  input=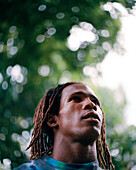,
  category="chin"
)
[86,126,101,141]
[74,128,100,145]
